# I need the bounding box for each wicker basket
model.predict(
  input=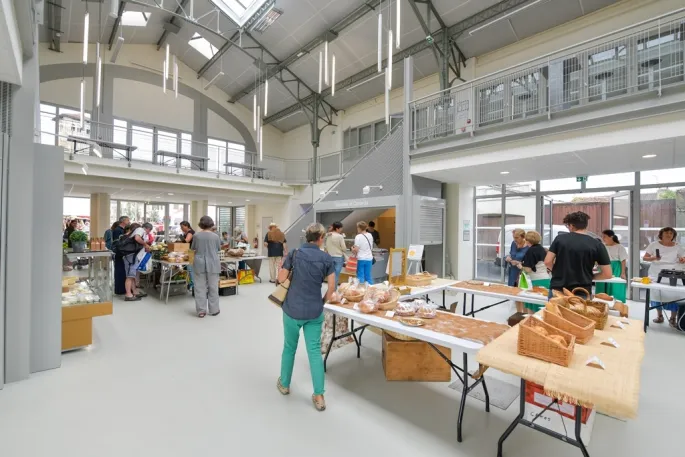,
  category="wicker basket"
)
[377,289,401,311]
[405,274,433,287]
[343,290,365,302]
[542,308,595,344]
[568,288,609,330]
[517,317,576,367]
